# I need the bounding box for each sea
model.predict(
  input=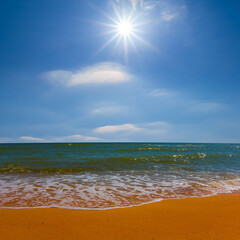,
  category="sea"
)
[0,143,239,210]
